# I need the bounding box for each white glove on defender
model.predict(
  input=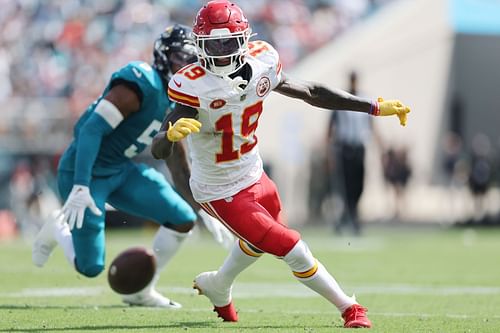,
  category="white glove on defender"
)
[58,185,102,230]
[198,209,234,249]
